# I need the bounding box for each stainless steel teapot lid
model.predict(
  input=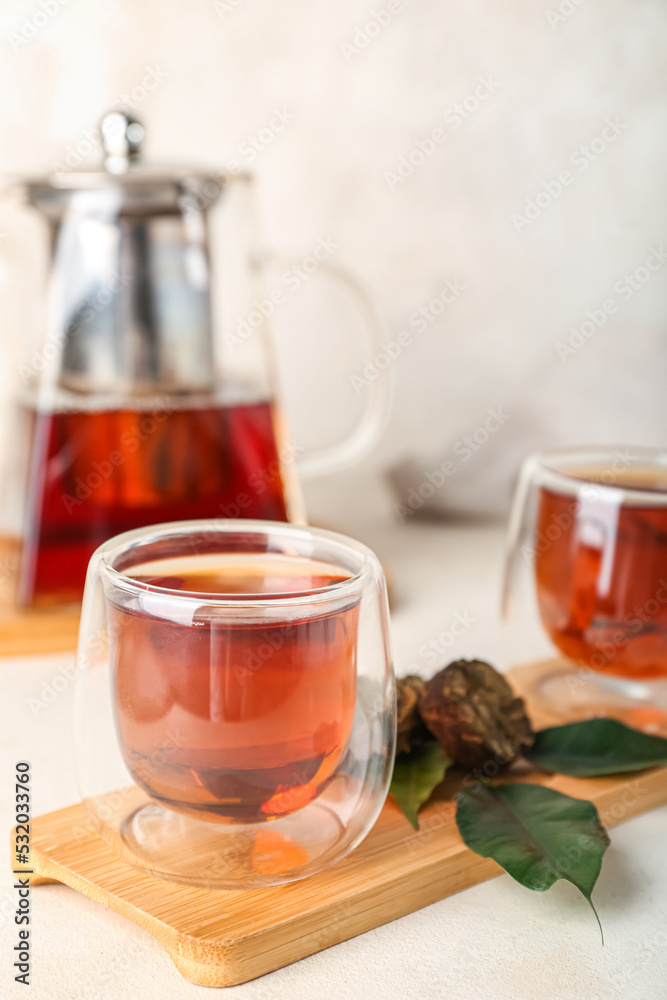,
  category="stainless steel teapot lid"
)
[22,111,233,216]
